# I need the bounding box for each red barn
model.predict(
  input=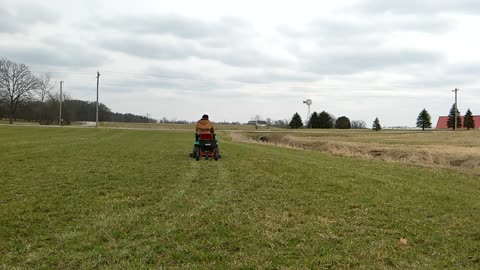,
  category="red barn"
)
[436,115,480,129]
